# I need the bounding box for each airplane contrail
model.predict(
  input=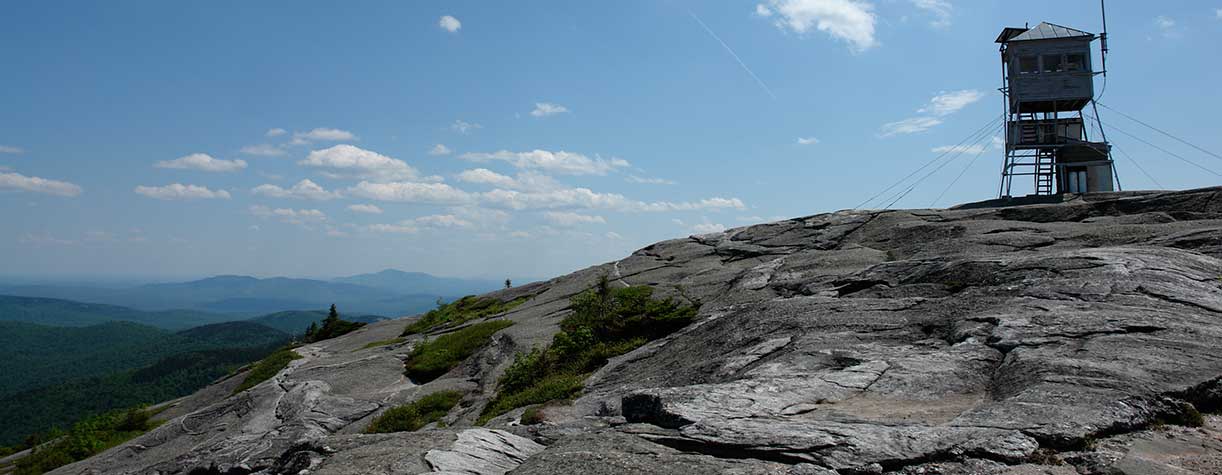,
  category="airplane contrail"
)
[688,10,777,100]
